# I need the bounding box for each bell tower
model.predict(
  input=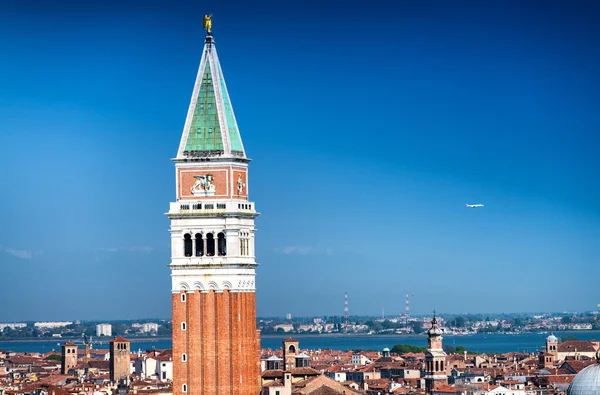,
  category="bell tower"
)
[61,342,77,375]
[424,312,447,393]
[109,336,131,384]
[168,17,260,395]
